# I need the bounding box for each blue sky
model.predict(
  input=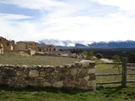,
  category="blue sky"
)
[0,0,135,42]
